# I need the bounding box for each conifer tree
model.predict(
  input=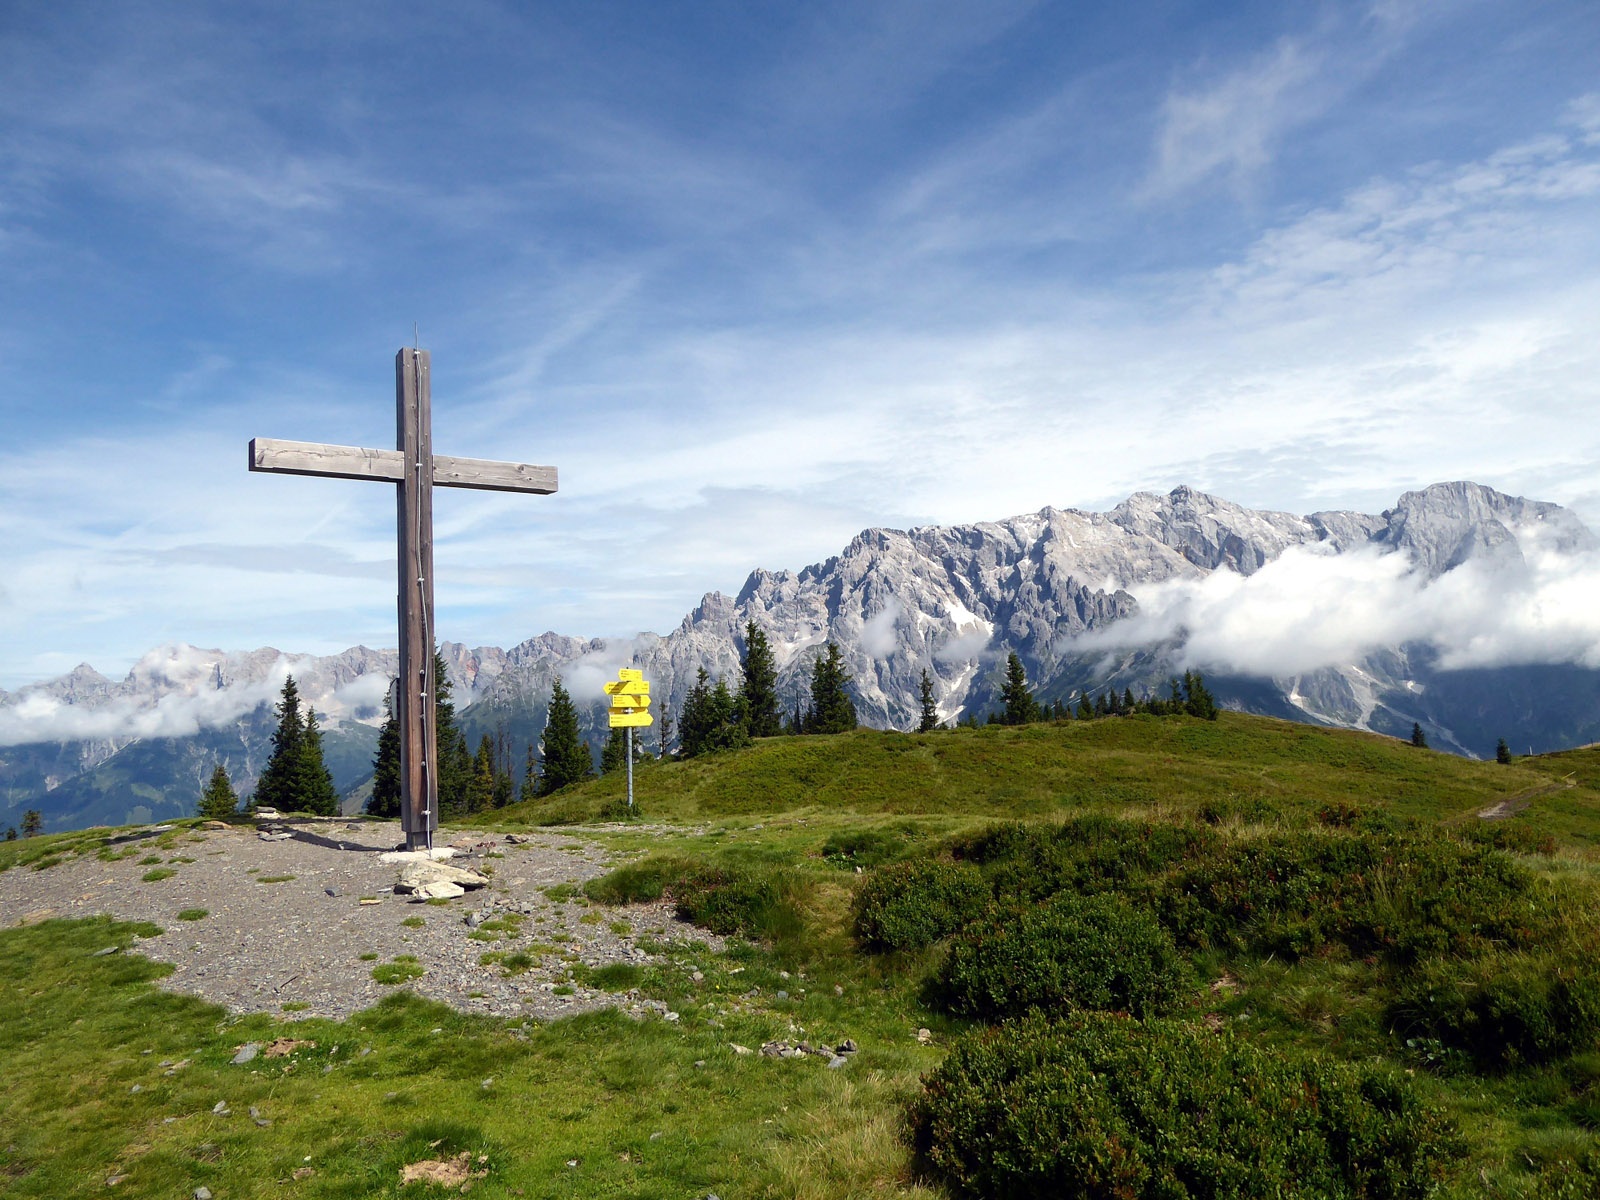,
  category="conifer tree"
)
[431,650,472,814]
[519,743,539,802]
[1123,687,1136,713]
[1411,722,1428,748]
[804,642,857,734]
[254,676,307,812]
[3,826,15,841]
[710,678,750,750]
[197,763,240,819]
[1181,670,1219,721]
[367,689,402,818]
[466,735,496,813]
[738,621,782,738]
[917,668,940,733]
[491,757,514,808]
[678,669,714,758]
[1076,692,1094,720]
[1496,738,1513,764]
[21,809,43,838]
[538,677,592,794]
[999,652,1041,725]
[601,725,629,774]
[295,707,341,816]
[658,706,675,759]
[679,669,749,756]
